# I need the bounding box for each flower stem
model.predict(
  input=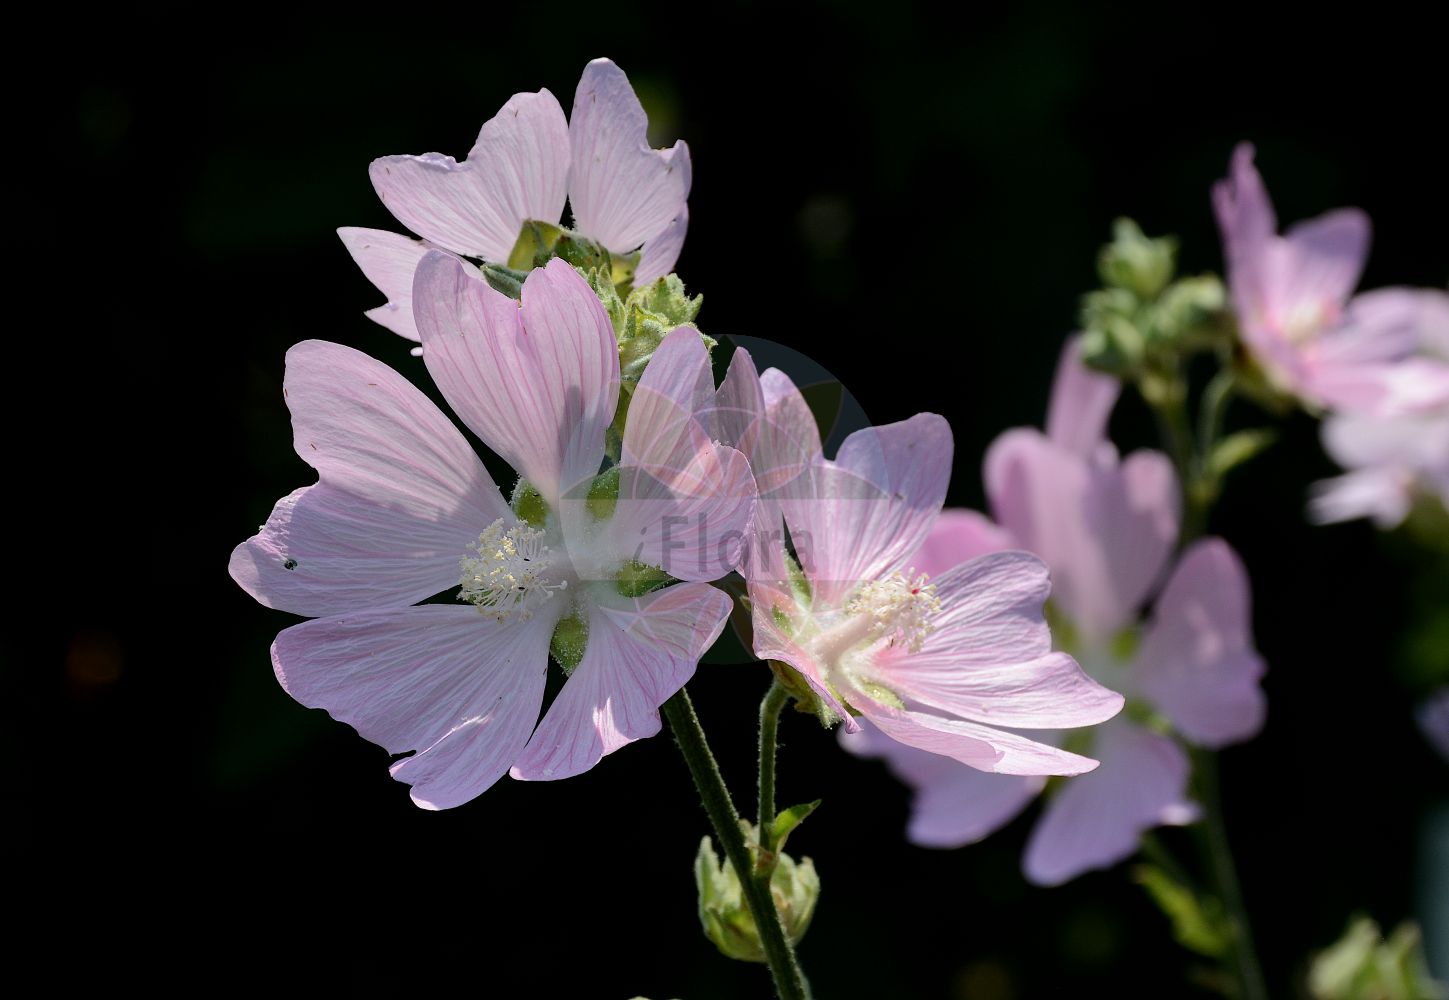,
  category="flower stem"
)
[1195,749,1268,1000]
[757,680,790,857]
[662,687,812,1000]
